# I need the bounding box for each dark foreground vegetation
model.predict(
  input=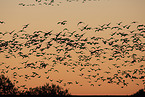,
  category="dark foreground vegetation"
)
[0,74,144,96]
[0,74,70,95]
[131,89,145,97]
